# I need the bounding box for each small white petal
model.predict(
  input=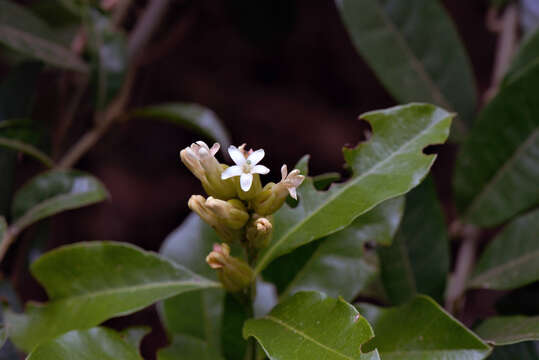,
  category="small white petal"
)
[228,146,246,166]
[240,173,253,192]
[196,141,209,149]
[247,149,265,165]
[280,165,288,181]
[288,187,298,200]
[221,165,243,179]
[209,143,220,156]
[252,165,270,175]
